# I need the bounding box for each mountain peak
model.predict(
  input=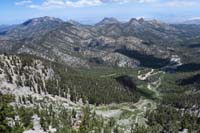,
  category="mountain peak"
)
[128,18,140,25]
[67,20,82,26]
[22,16,62,26]
[138,18,145,23]
[97,17,119,25]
